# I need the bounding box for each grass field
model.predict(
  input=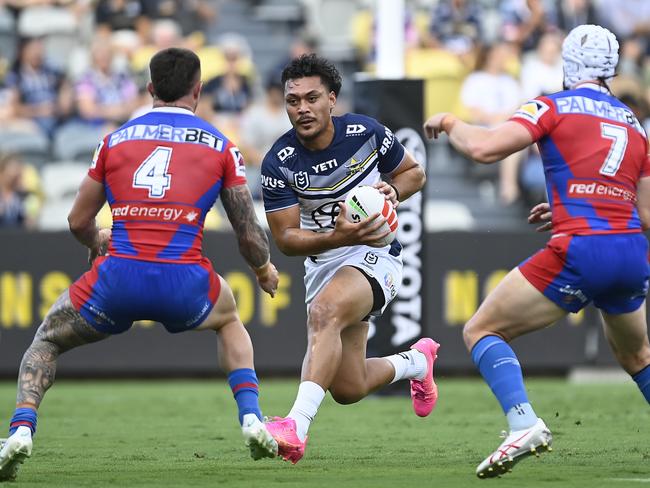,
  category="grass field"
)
[0,378,648,487]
